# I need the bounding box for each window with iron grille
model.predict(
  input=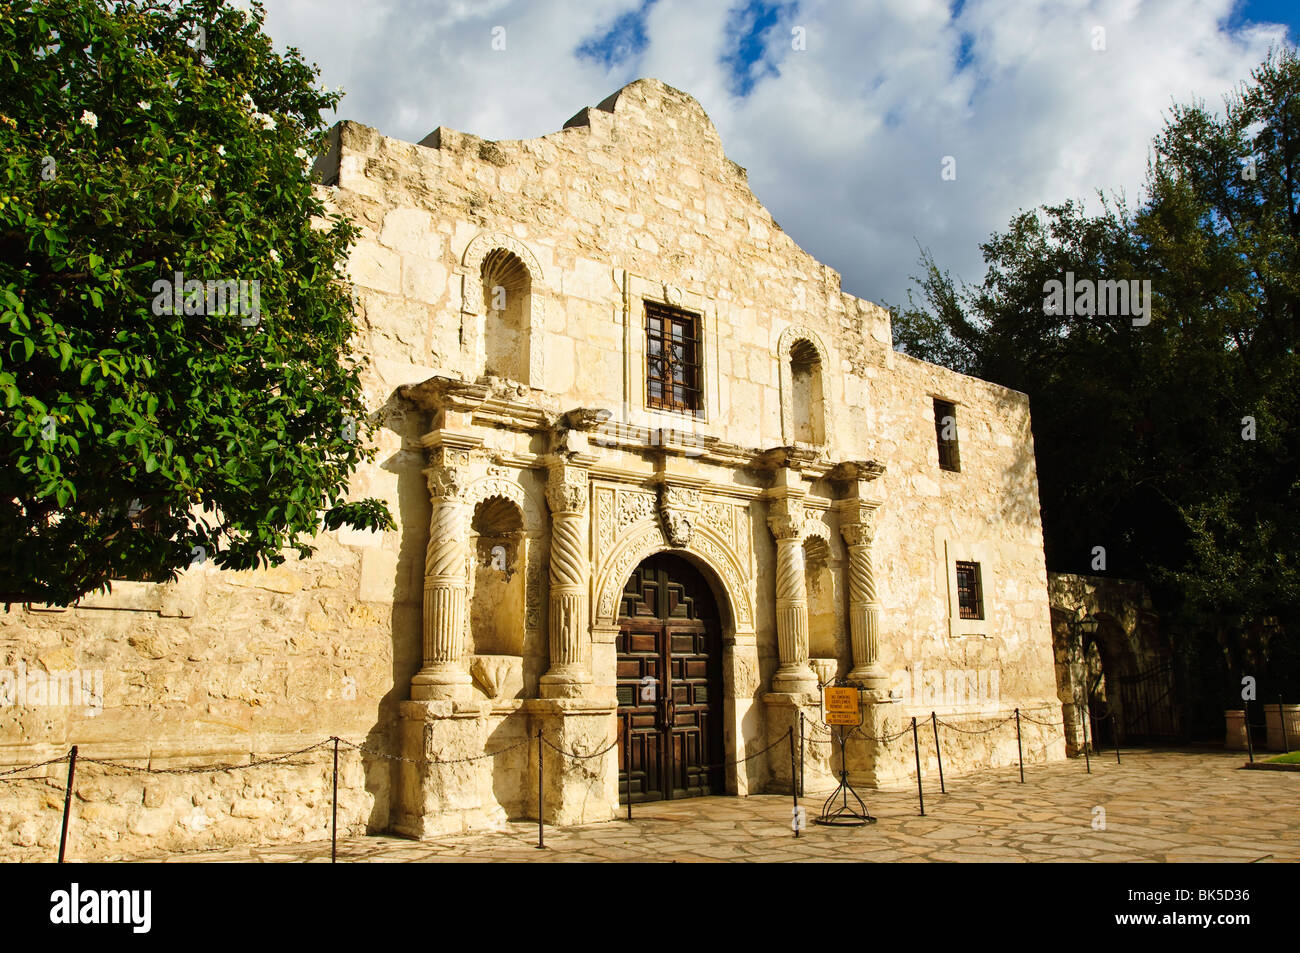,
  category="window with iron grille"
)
[934,398,960,472]
[645,301,702,416]
[955,560,983,620]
